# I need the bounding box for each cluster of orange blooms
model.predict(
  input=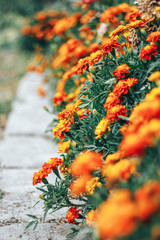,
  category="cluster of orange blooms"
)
[29,0,160,238]
[87,180,160,239]
[53,101,90,139]
[21,11,81,41]
[32,157,62,185]
[70,151,102,196]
